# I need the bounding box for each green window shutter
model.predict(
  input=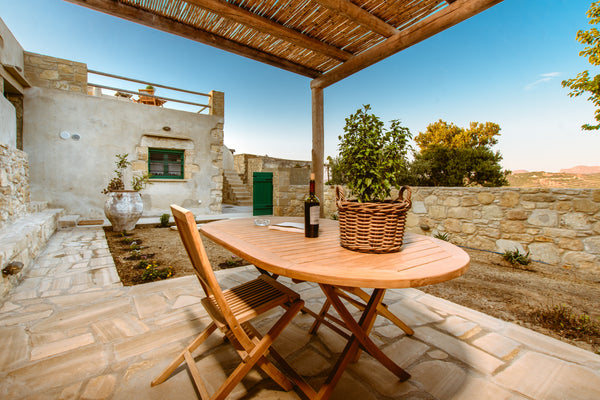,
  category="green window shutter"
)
[148,149,184,179]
